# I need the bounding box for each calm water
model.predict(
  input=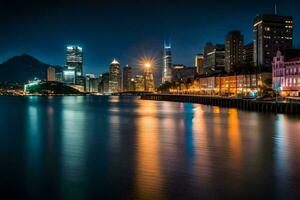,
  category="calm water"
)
[0,96,300,199]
